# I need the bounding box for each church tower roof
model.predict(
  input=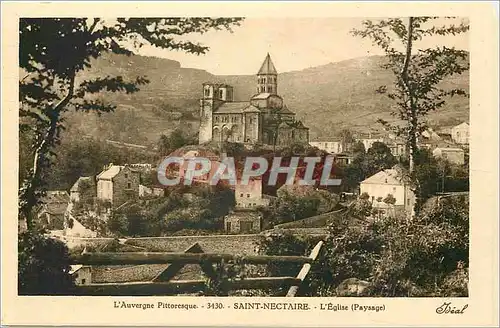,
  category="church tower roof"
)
[257,53,277,75]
